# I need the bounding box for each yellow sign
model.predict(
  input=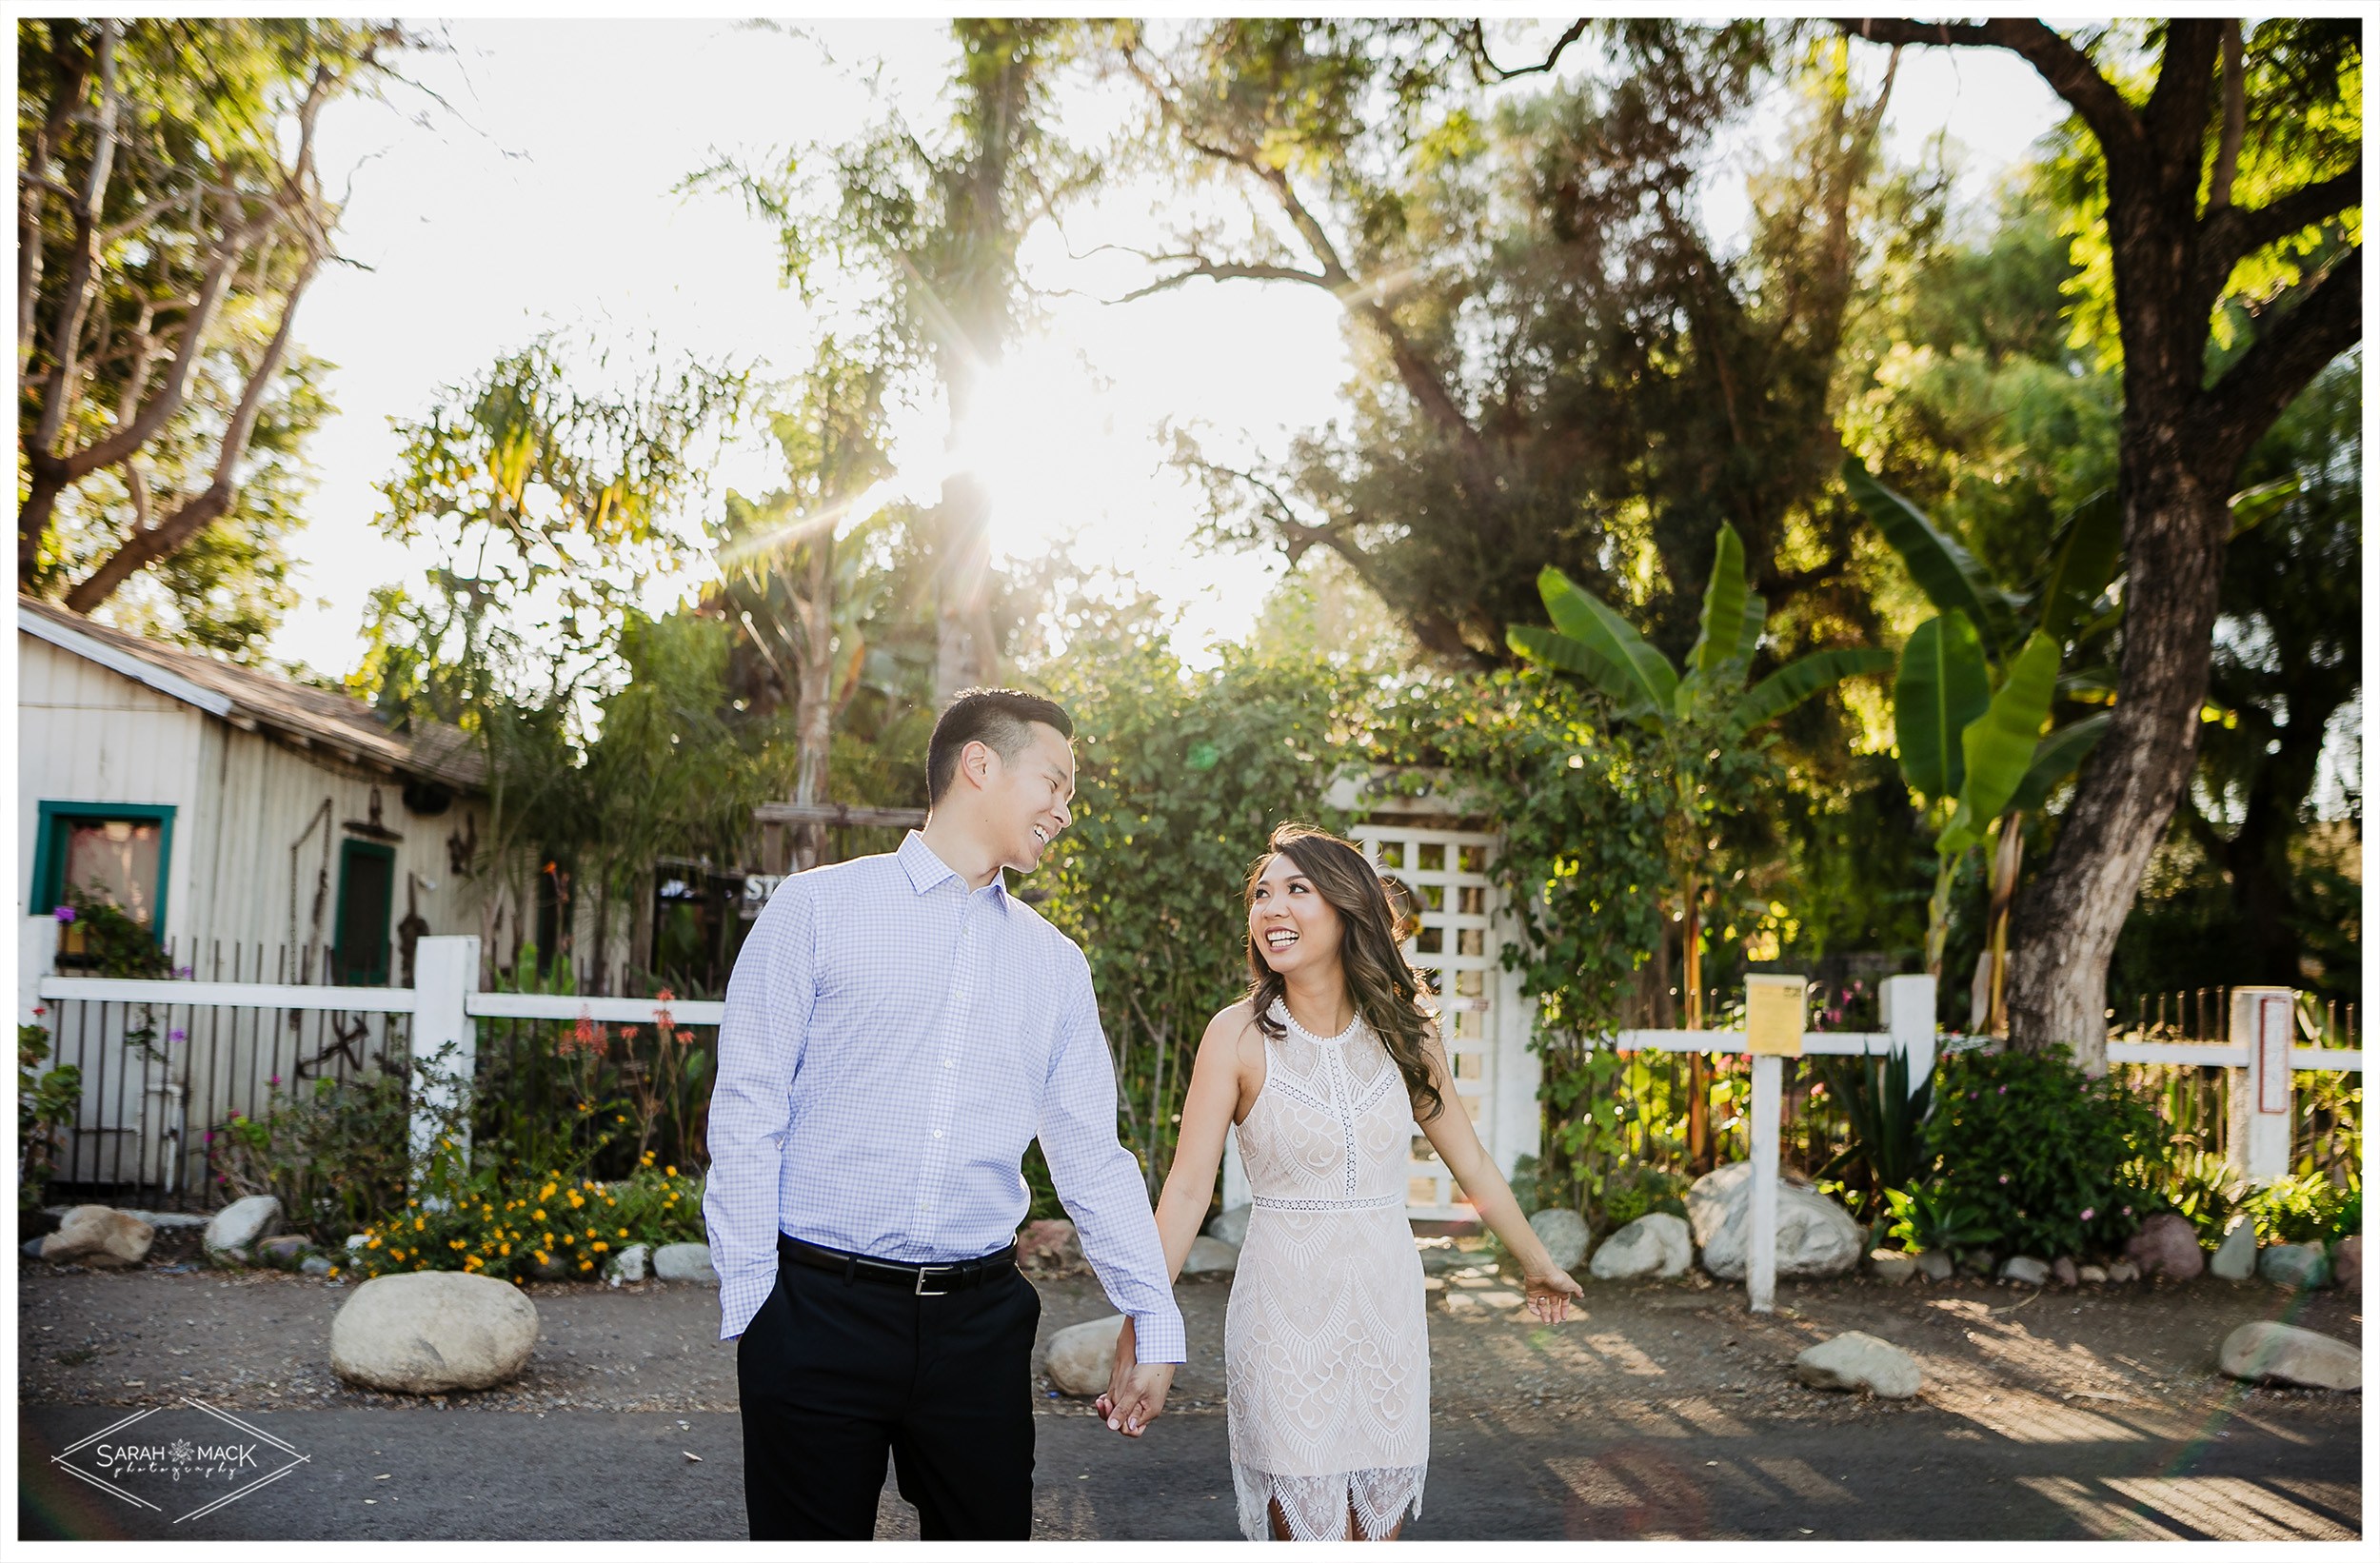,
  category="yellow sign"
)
[1745,975,1807,1057]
